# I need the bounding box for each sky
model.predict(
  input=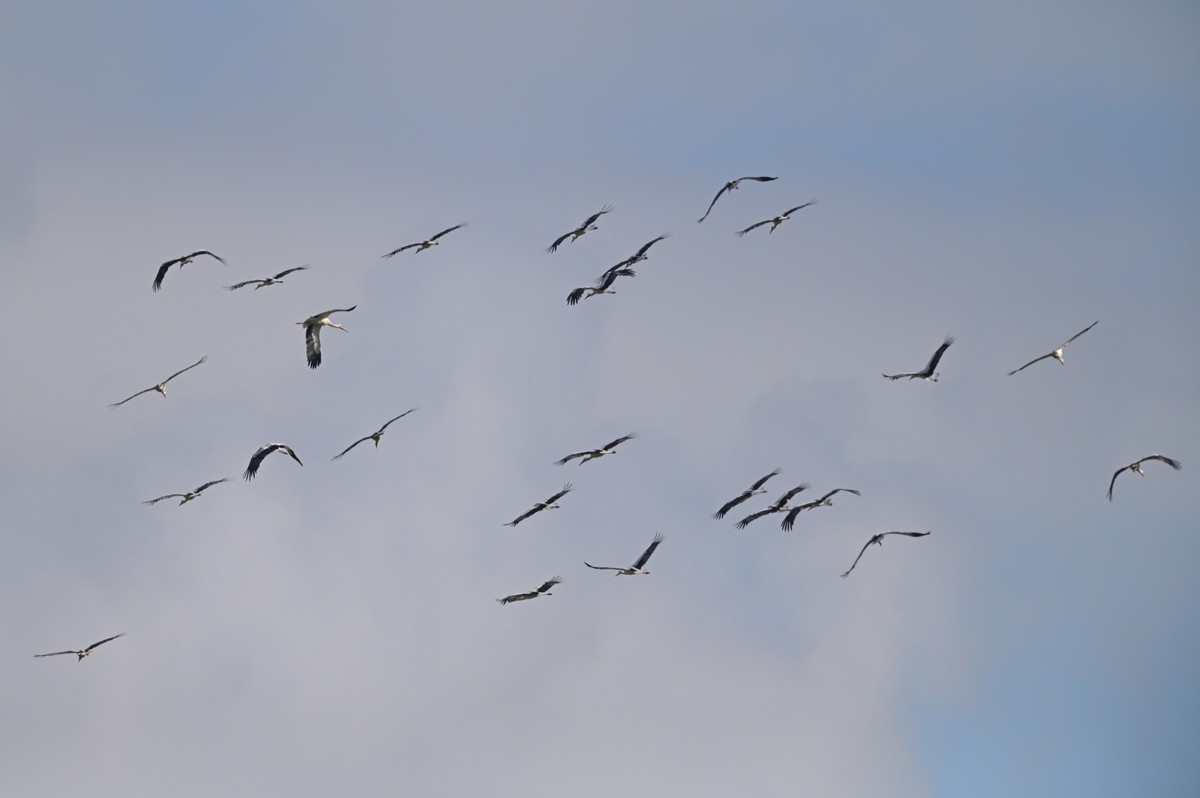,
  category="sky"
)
[2,2,1198,796]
